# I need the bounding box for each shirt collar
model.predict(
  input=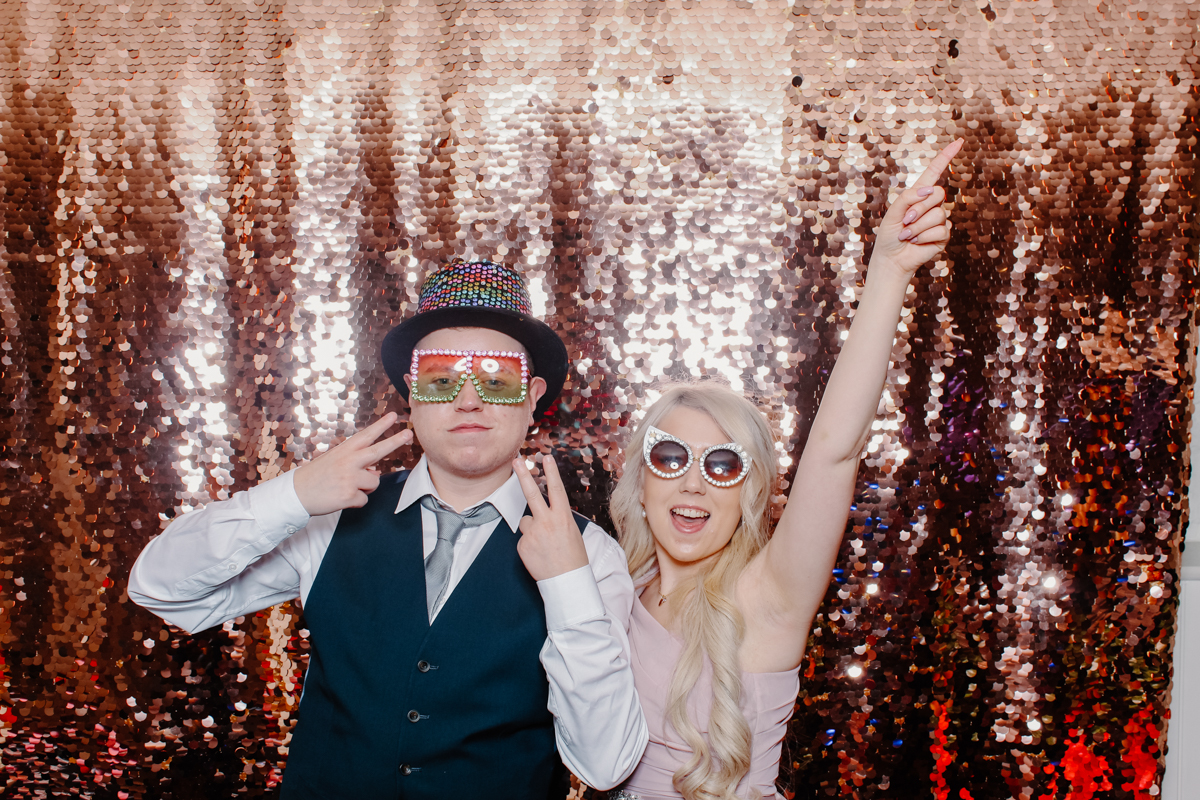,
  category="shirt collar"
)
[396,455,528,533]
